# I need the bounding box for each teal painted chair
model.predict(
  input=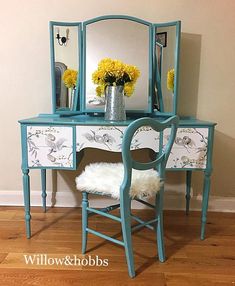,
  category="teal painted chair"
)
[76,116,179,278]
